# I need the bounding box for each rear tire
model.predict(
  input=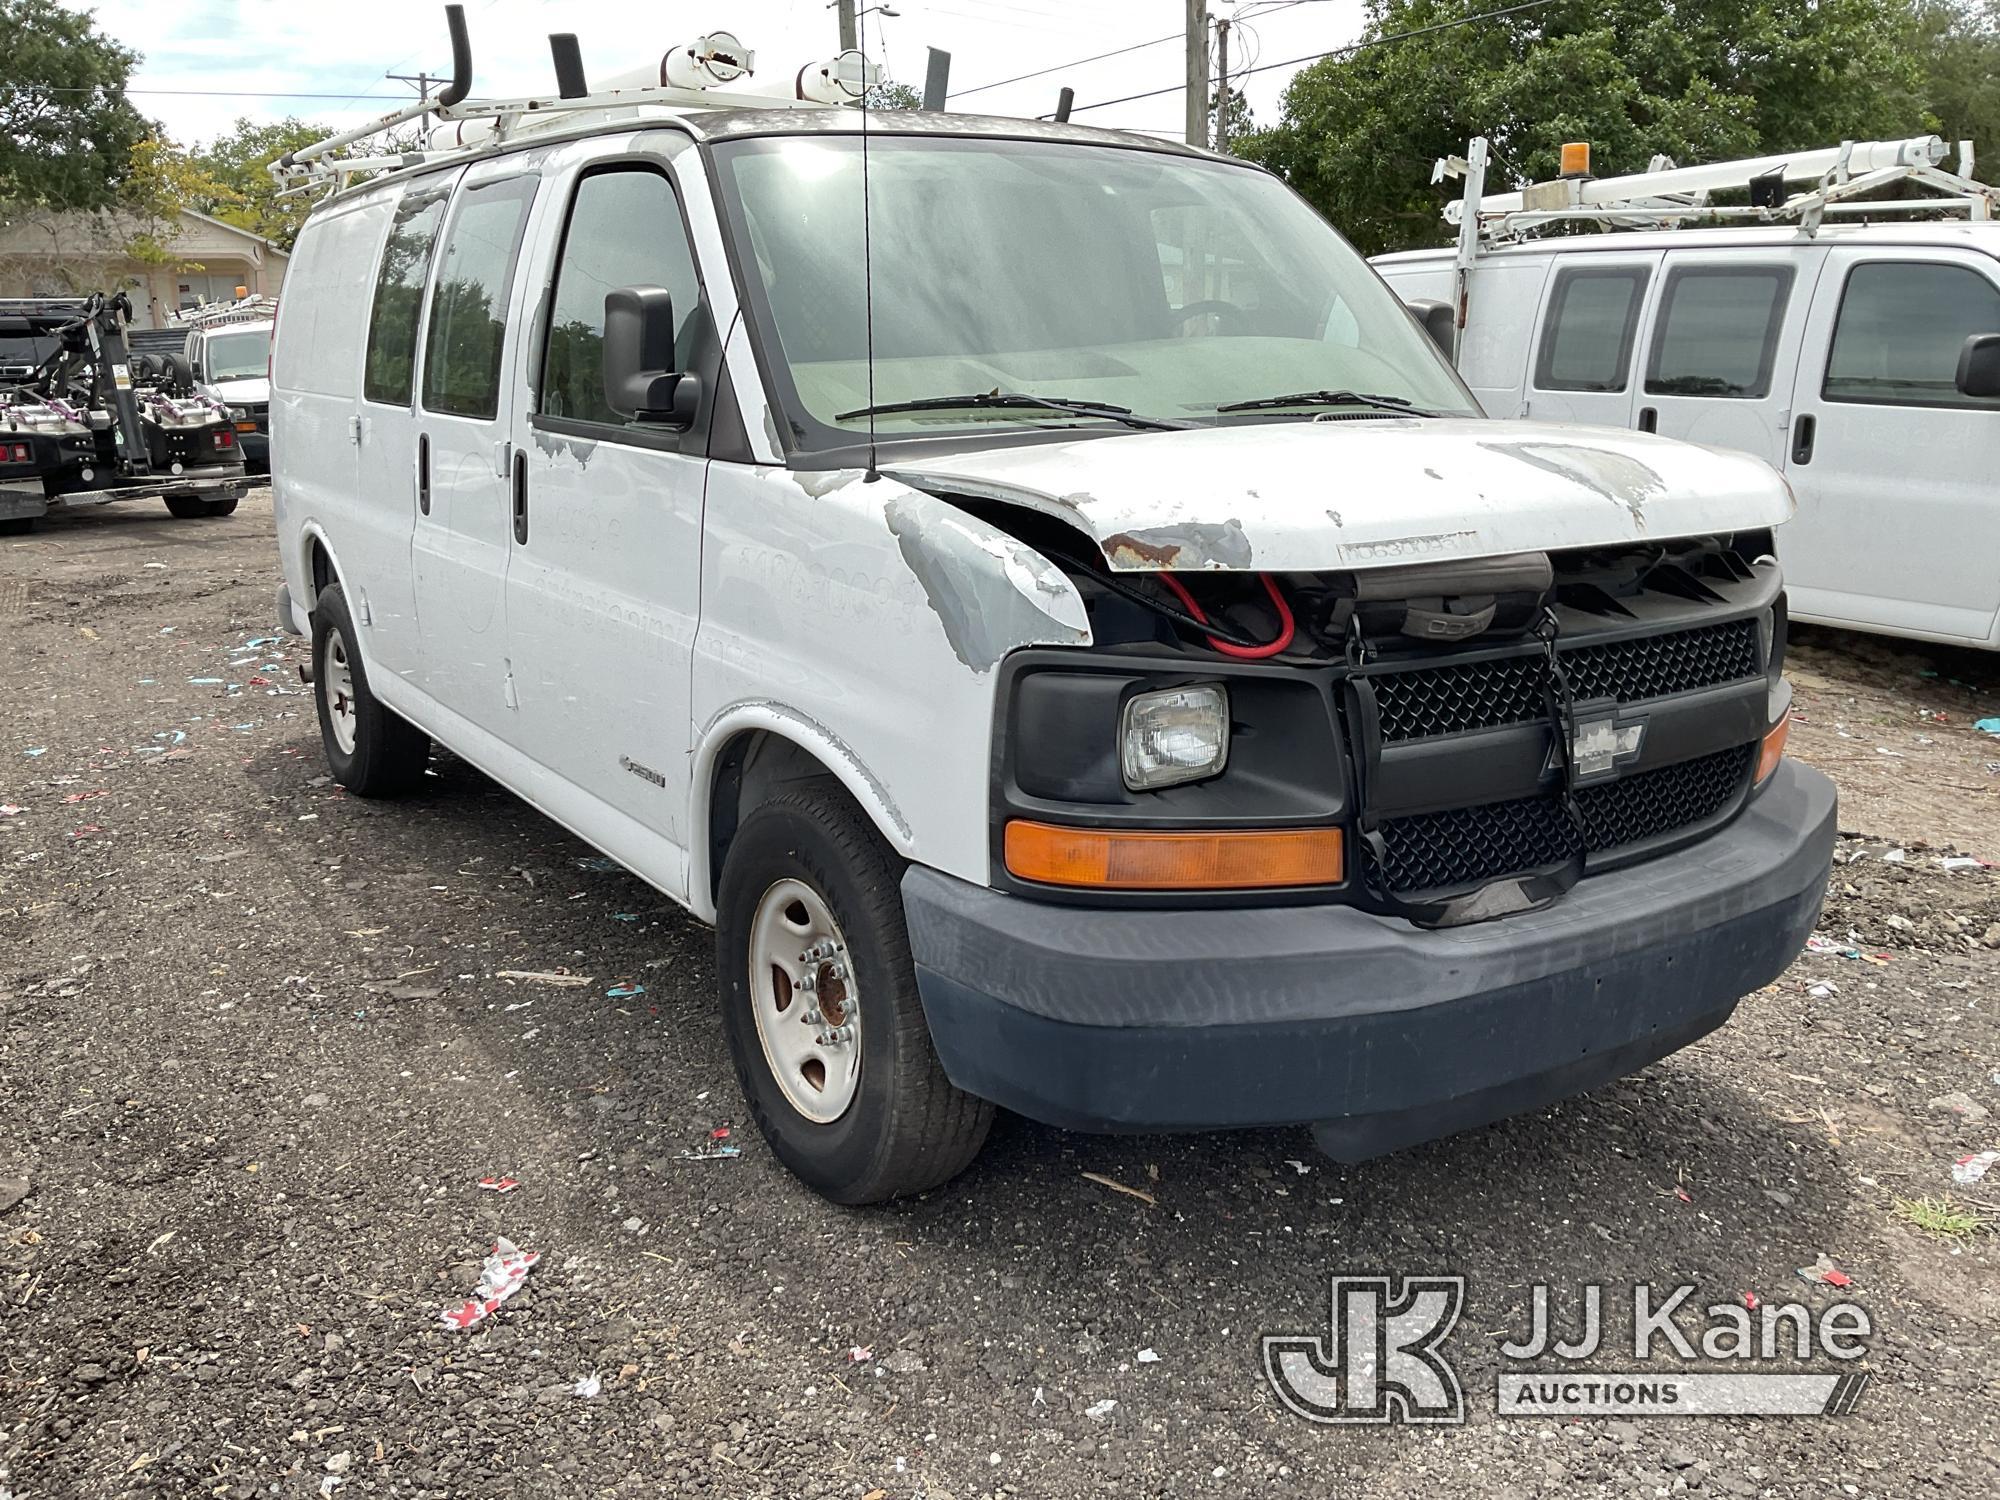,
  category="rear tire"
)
[164,495,207,519]
[203,496,239,517]
[0,517,33,536]
[311,582,430,796]
[716,784,992,1204]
